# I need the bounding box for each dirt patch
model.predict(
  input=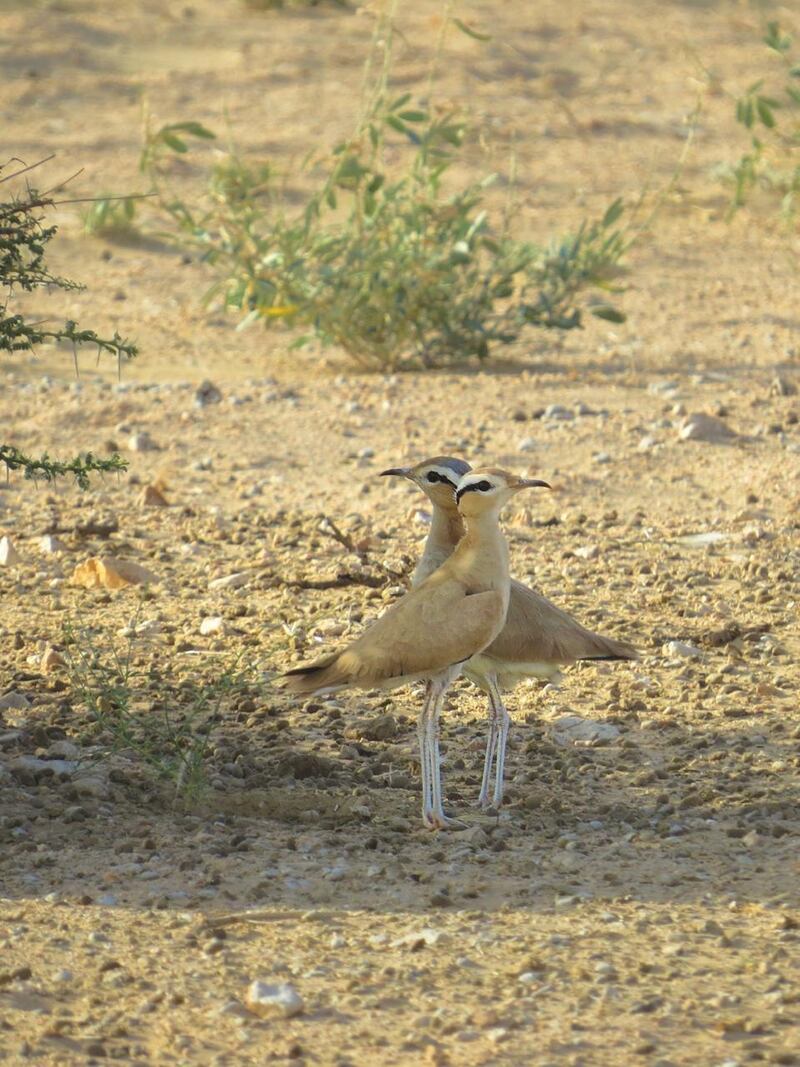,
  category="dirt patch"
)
[2,1,800,1064]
